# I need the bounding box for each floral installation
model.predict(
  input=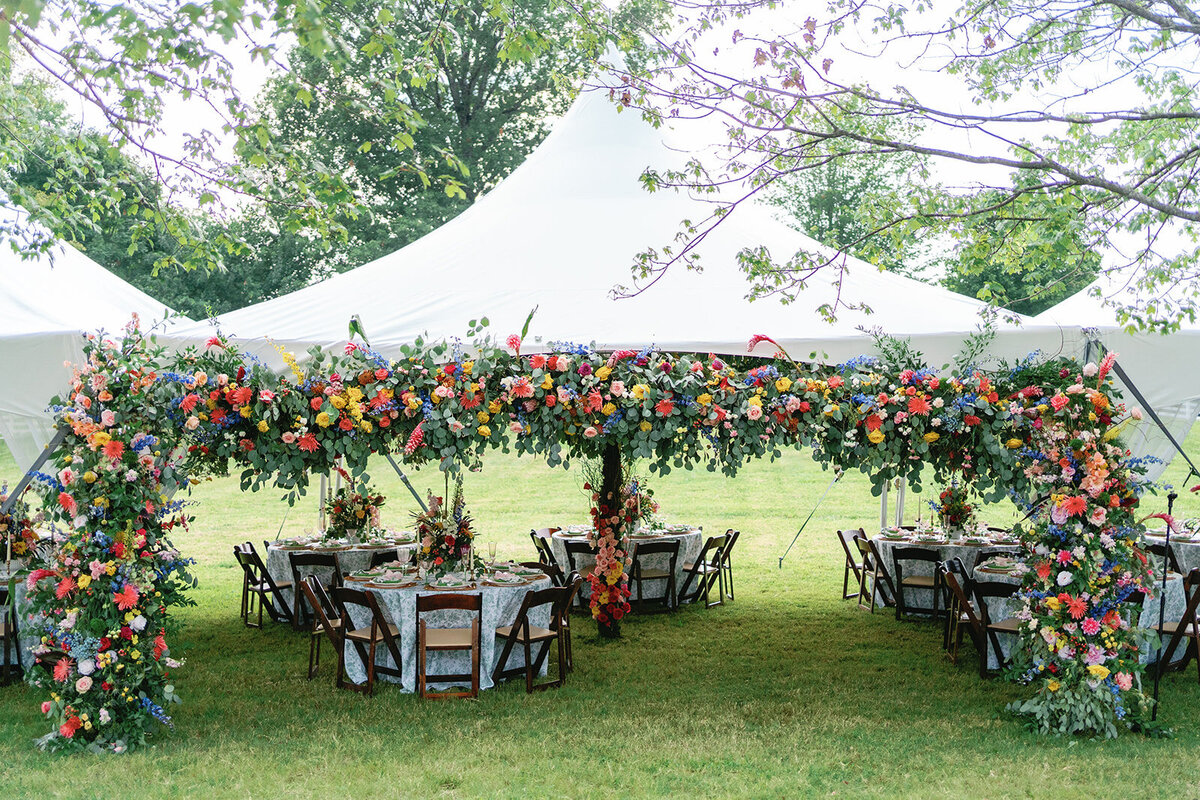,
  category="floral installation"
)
[413,477,474,577]
[323,482,385,540]
[16,318,1162,749]
[0,483,41,560]
[935,483,976,532]
[25,319,196,753]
